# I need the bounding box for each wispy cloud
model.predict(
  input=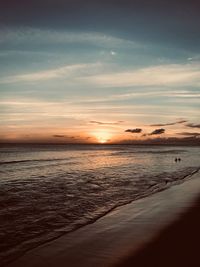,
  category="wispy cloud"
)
[0,63,100,84]
[89,120,124,125]
[150,120,187,127]
[83,63,200,88]
[2,58,200,92]
[0,27,137,49]
[68,90,200,107]
[186,123,200,128]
